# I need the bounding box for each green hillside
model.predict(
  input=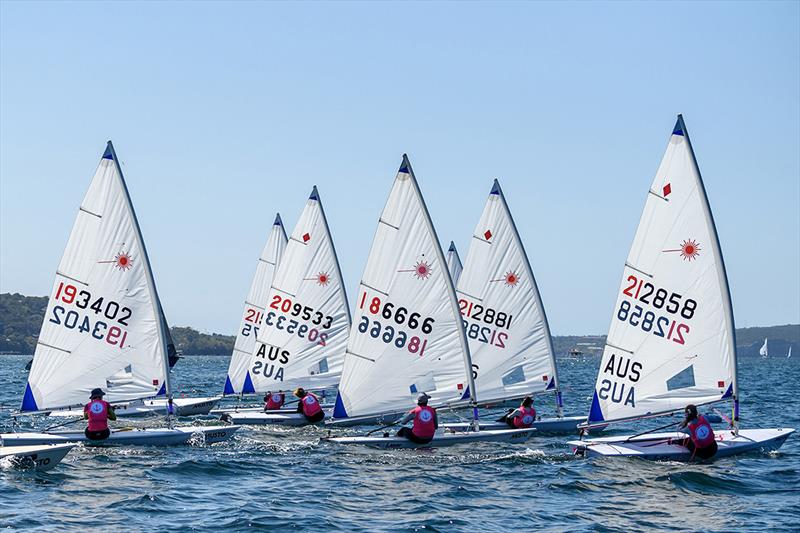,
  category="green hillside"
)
[1,293,797,357]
